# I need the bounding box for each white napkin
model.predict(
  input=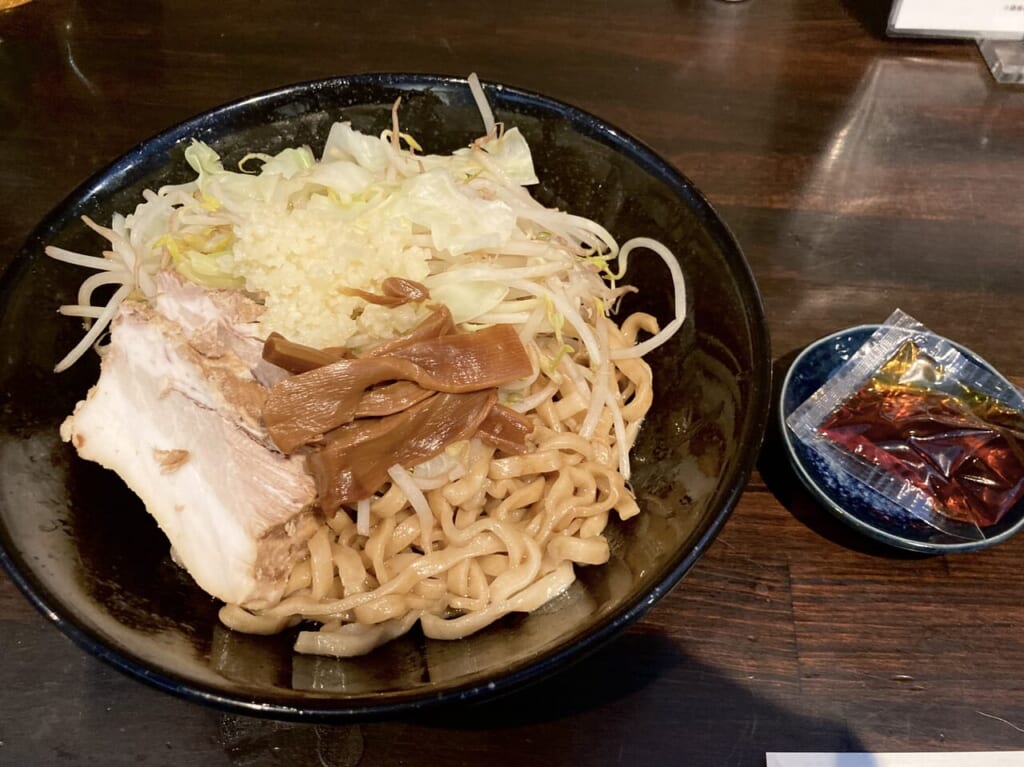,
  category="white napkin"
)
[767,754,1024,767]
